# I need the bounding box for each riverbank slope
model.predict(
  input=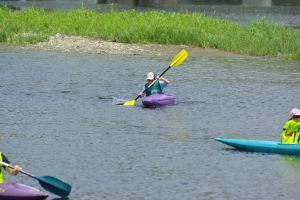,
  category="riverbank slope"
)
[16,34,255,58]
